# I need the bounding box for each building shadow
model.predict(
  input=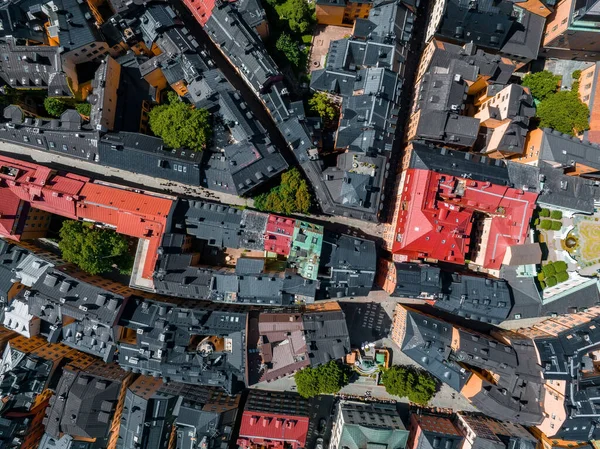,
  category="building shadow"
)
[340,301,392,347]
